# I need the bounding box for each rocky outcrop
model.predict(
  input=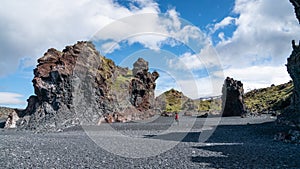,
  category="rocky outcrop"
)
[17,41,111,130]
[221,77,246,117]
[278,1,300,129]
[17,41,159,131]
[130,58,159,111]
[279,41,300,129]
[0,107,19,120]
[4,110,19,128]
[290,0,300,23]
